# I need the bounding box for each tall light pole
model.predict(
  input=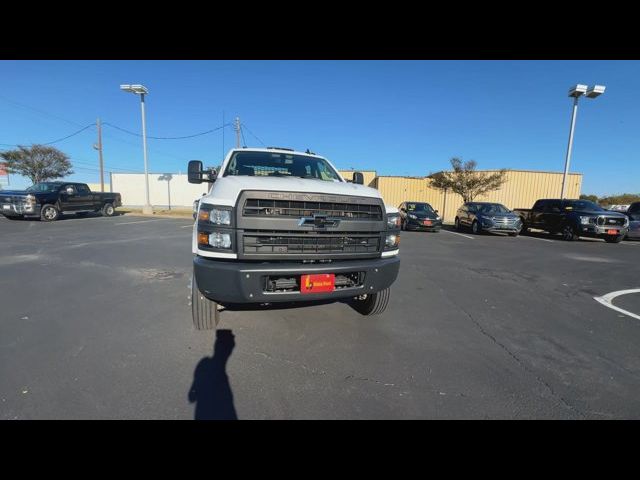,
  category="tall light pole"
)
[120,84,153,214]
[560,84,606,199]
